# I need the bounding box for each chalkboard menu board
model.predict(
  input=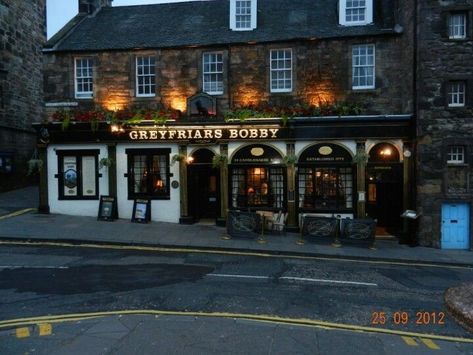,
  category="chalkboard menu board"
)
[227,211,261,239]
[340,219,376,243]
[97,196,118,221]
[301,217,338,238]
[131,199,151,224]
